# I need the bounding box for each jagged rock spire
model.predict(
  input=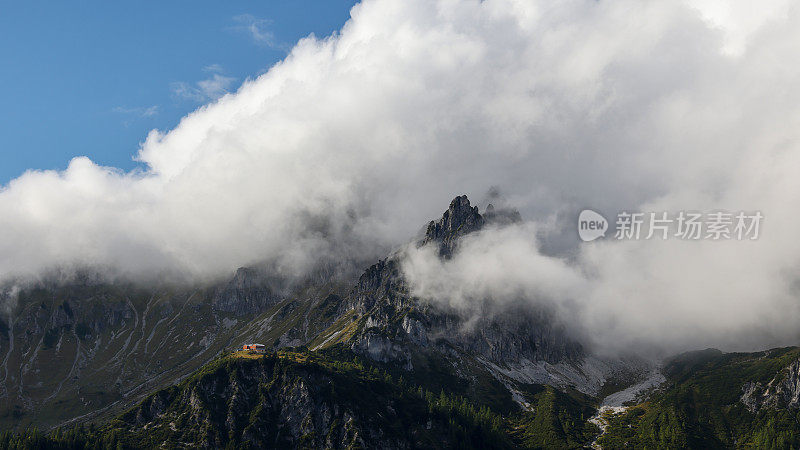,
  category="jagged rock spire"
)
[420,195,484,257]
[419,194,523,257]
